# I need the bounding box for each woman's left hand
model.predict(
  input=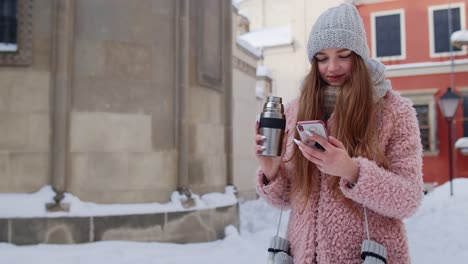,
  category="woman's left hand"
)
[294,133,359,183]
